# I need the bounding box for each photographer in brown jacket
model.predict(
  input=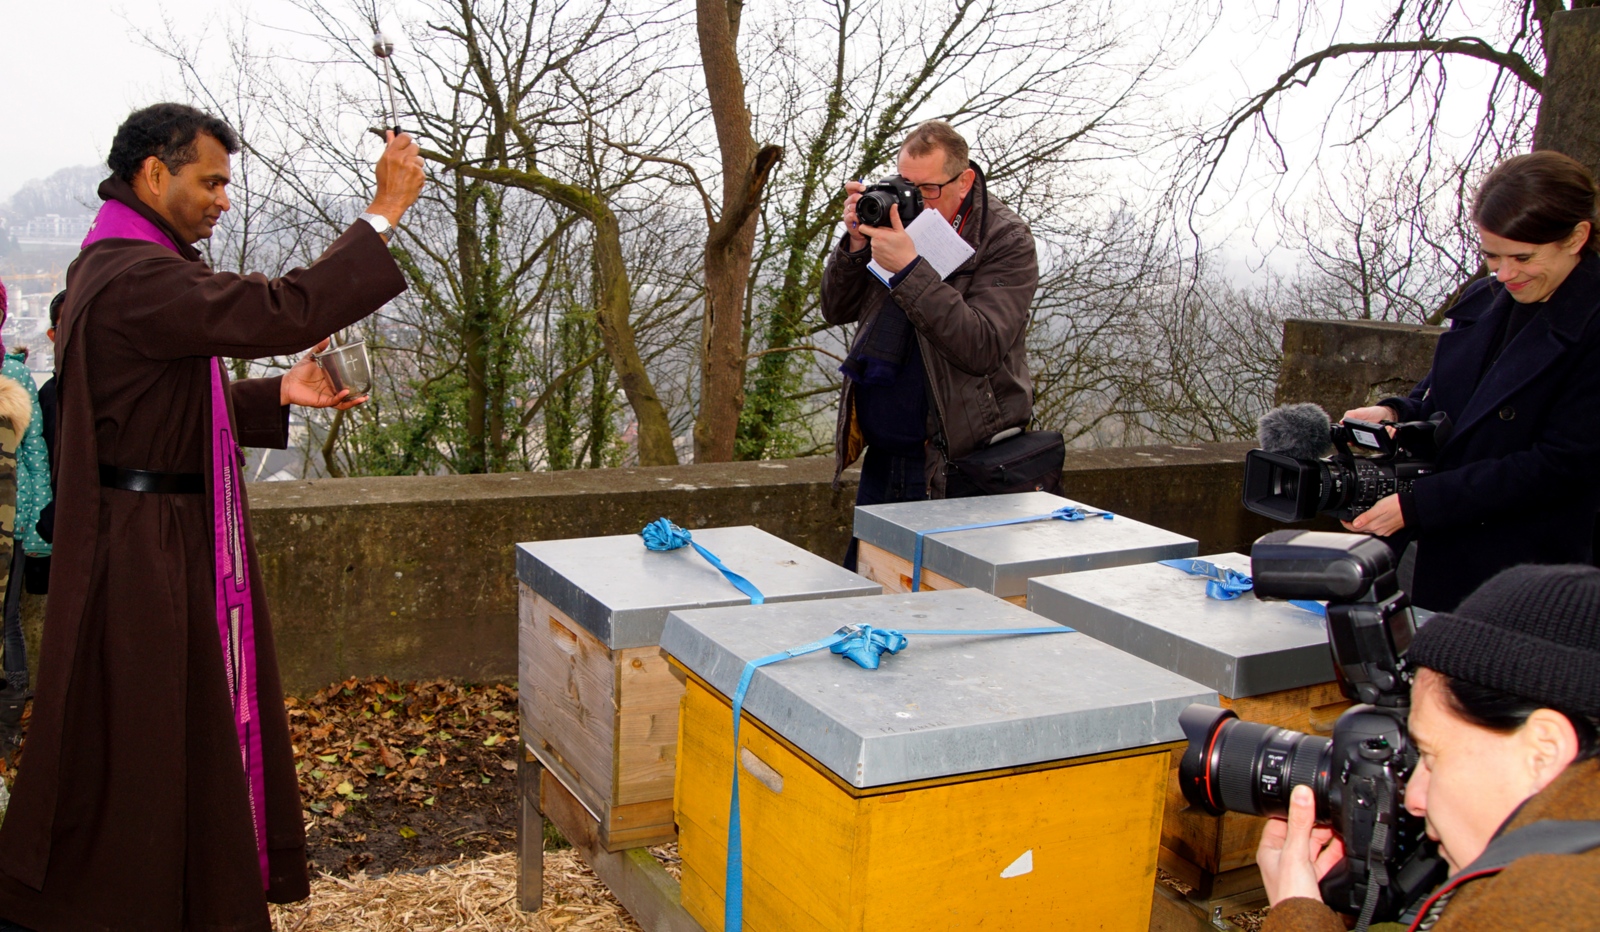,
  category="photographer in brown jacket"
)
[1260,563,1600,931]
[822,121,1038,519]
